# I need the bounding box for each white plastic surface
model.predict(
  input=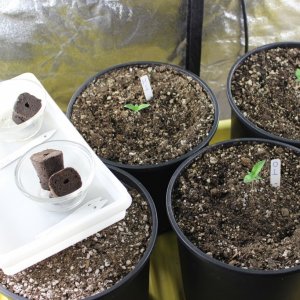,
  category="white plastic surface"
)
[0,129,56,169]
[270,159,281,188]
[0,73,132,275]
[140,75,153,101]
